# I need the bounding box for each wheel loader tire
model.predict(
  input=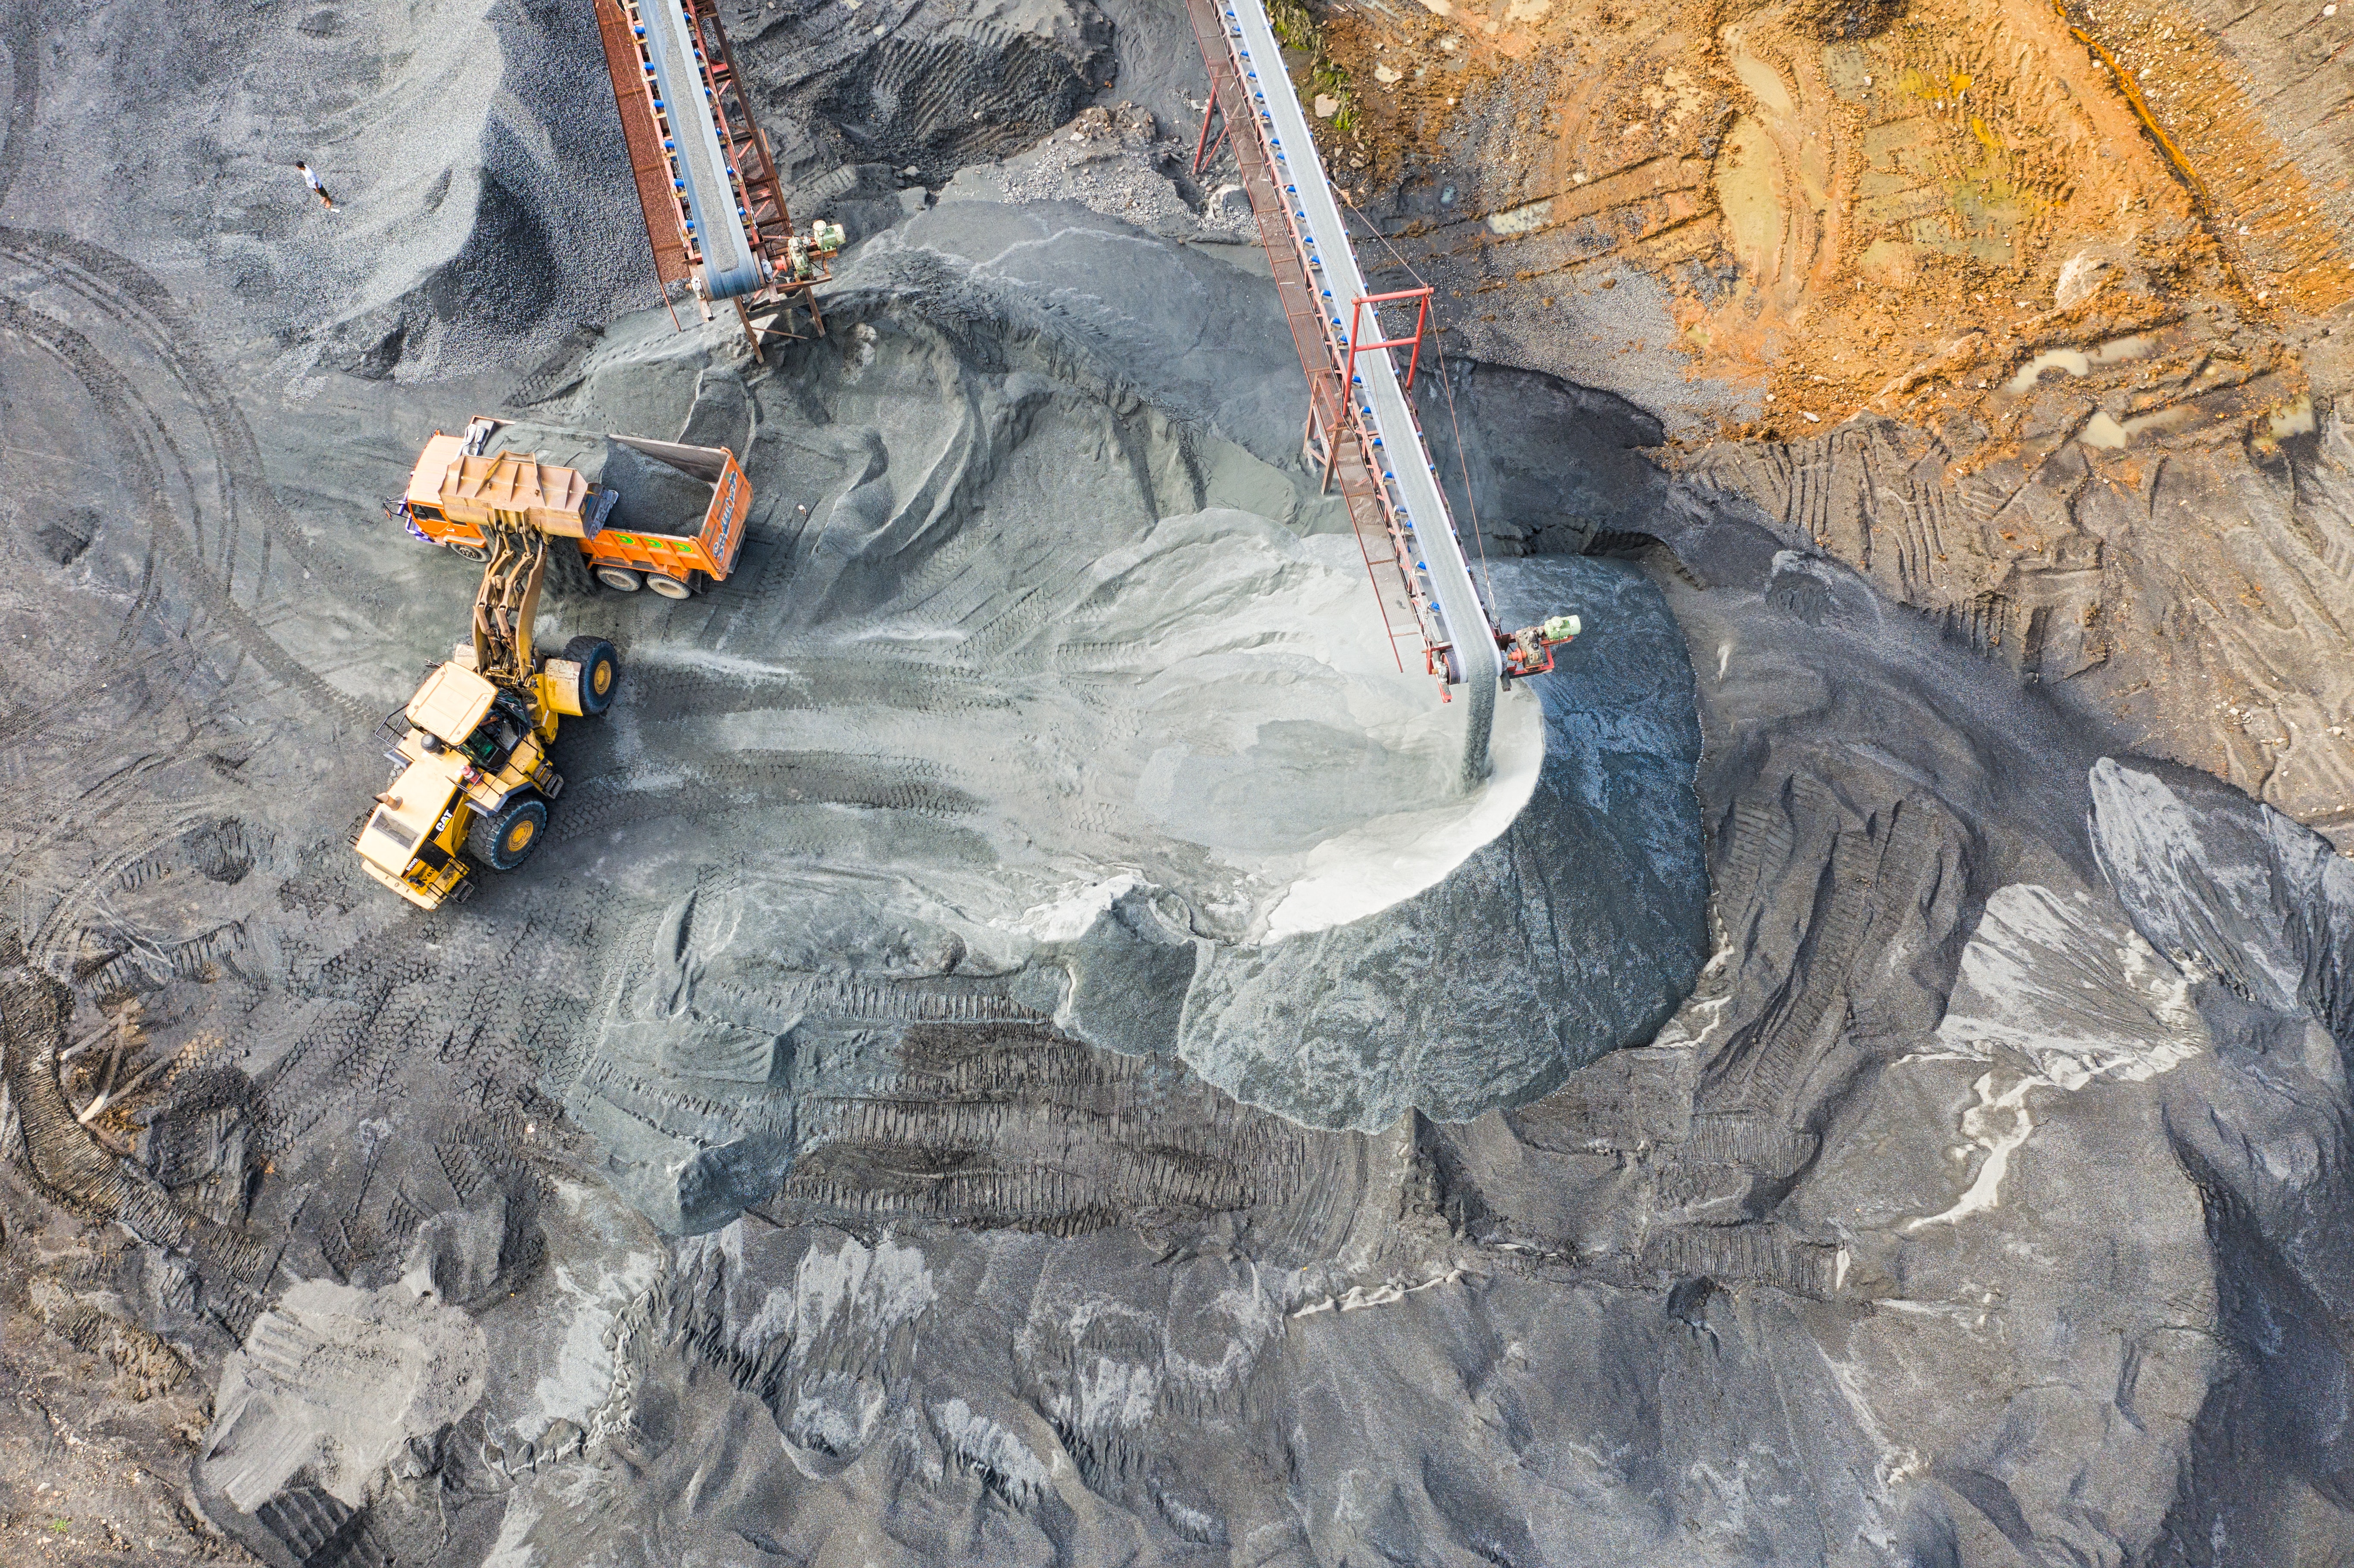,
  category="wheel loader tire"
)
[562,635,619,716]
[596,566,644,592]
[450,541,491,563]
[465,793,549,873]
[646,572,692,600]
